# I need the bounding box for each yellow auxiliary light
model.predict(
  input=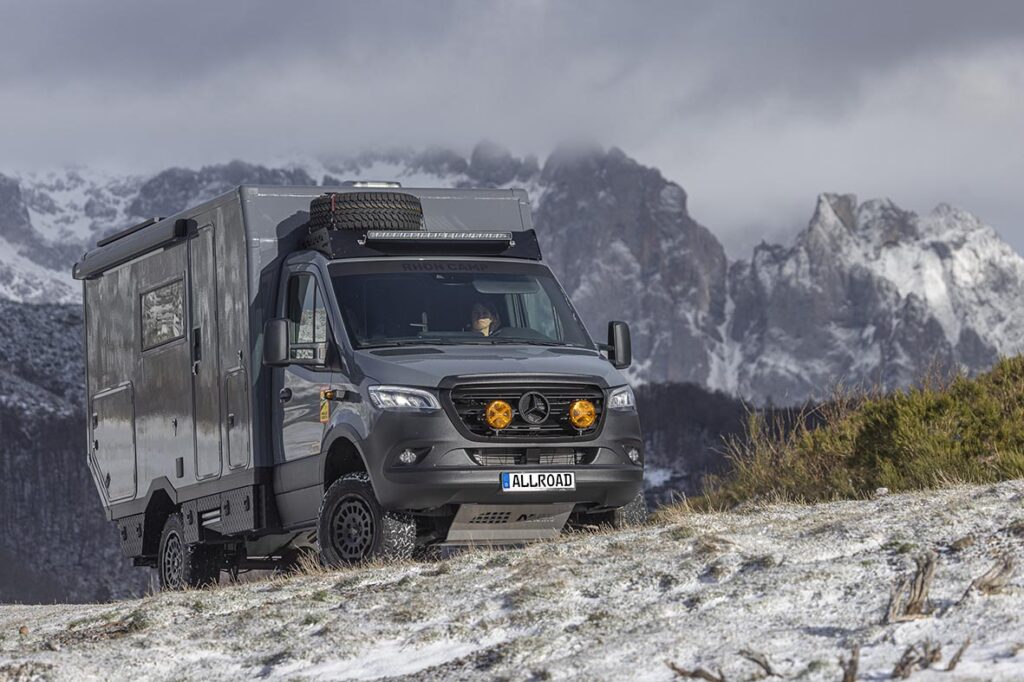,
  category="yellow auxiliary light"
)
[568,400,596,429]
[485,400,513,430]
